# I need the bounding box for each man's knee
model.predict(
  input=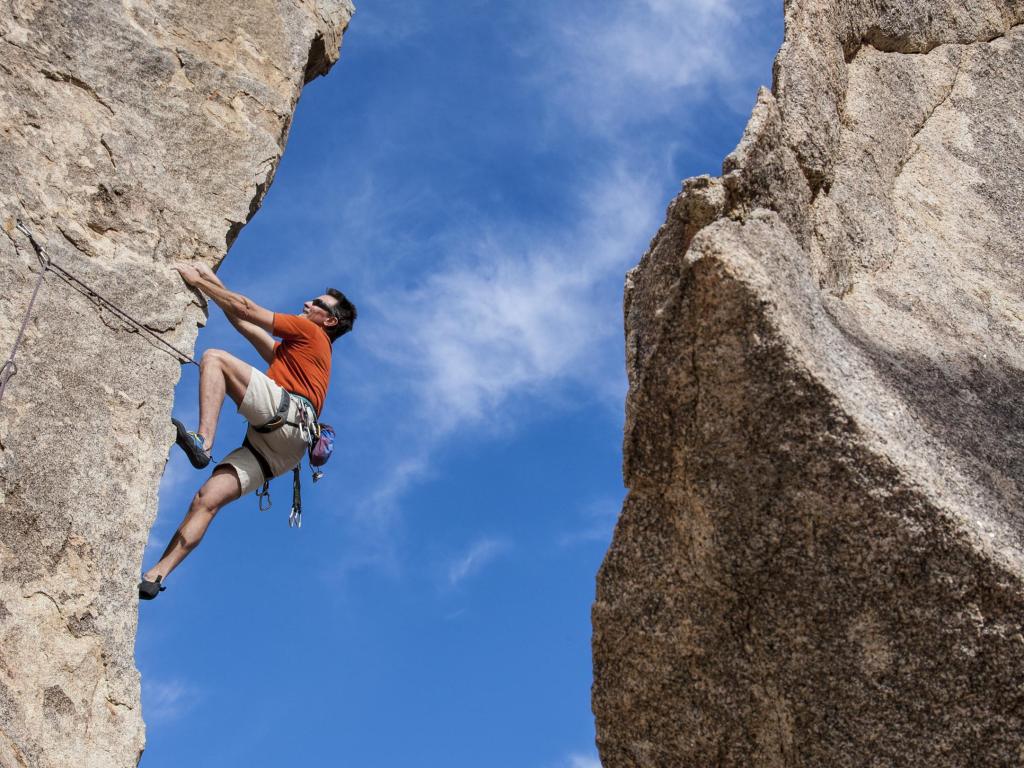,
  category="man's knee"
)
[189,487,218,517]
[201,348,250,384]
[191,468,241,515]
[200,348,229,370]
